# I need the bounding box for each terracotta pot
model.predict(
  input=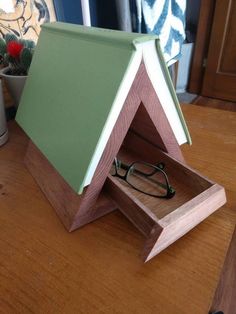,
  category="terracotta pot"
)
[0,67,27,108]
